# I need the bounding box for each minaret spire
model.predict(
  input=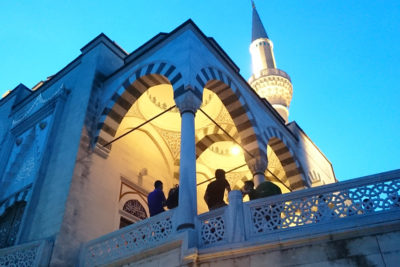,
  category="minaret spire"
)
[252,1,269,41]
[248,1,293,123]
